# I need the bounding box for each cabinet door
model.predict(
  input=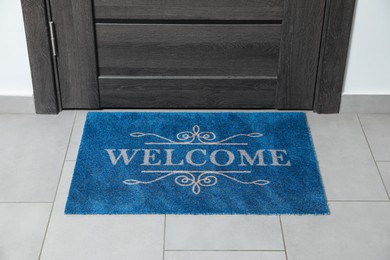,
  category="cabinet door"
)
[51,0,325,109]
